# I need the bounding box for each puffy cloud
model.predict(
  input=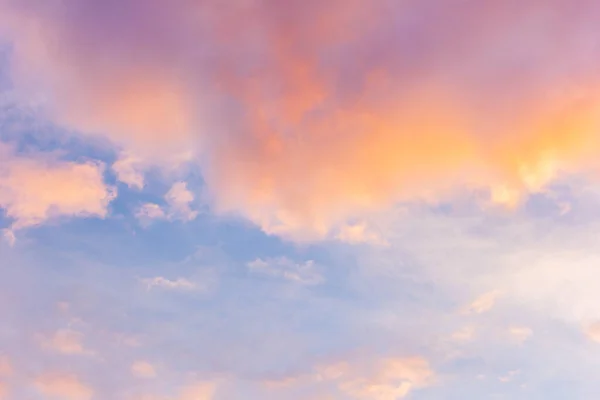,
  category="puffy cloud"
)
[34,372,93,400]
[0,144,115,231]
[248,257,324,285]
[164,182,197,221]
[3,0,600,241]
[135,182,197,224]
[136,203,167,223]
[112,152,146,189]
[131,361,157,379]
